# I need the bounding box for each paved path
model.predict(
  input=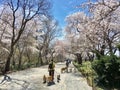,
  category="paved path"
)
[0,62,92,90]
